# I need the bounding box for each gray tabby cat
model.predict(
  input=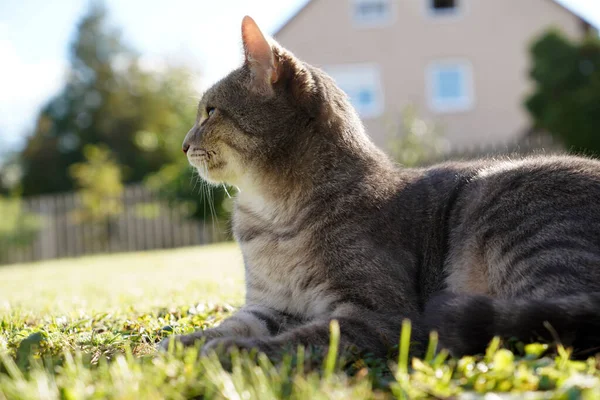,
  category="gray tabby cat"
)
[161,16,600,358]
